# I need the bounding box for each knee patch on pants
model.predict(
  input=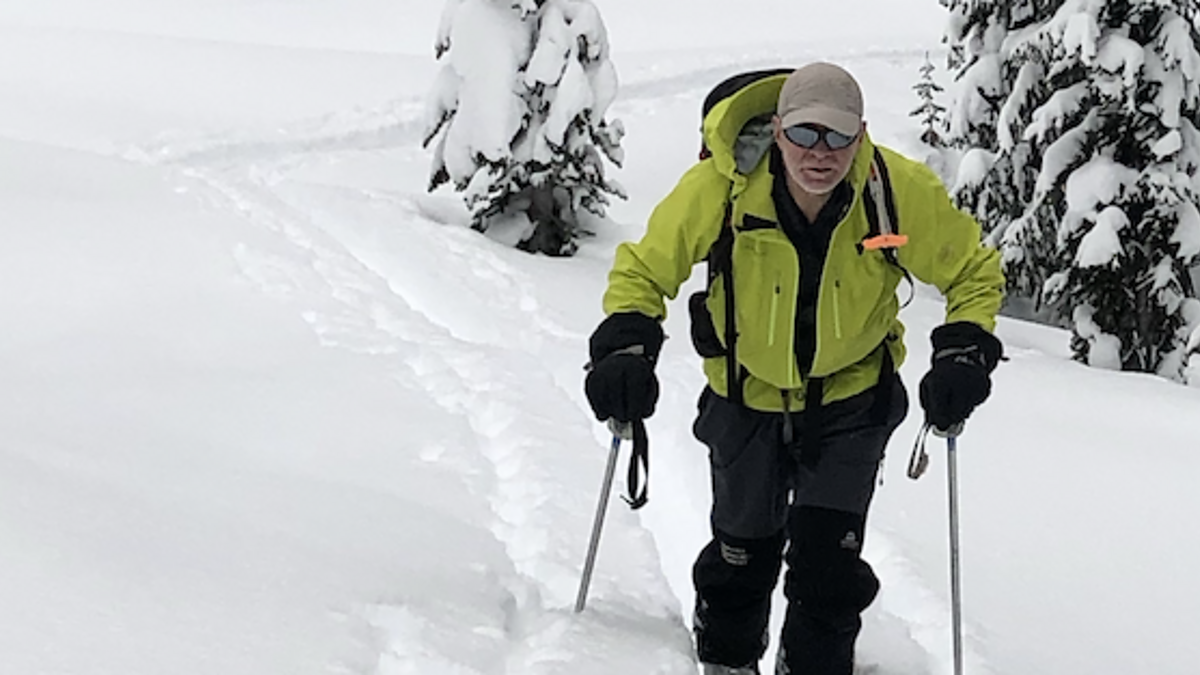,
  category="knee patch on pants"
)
[784,506,880,620]
[694,529,786,609]
[693,529,786,666]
